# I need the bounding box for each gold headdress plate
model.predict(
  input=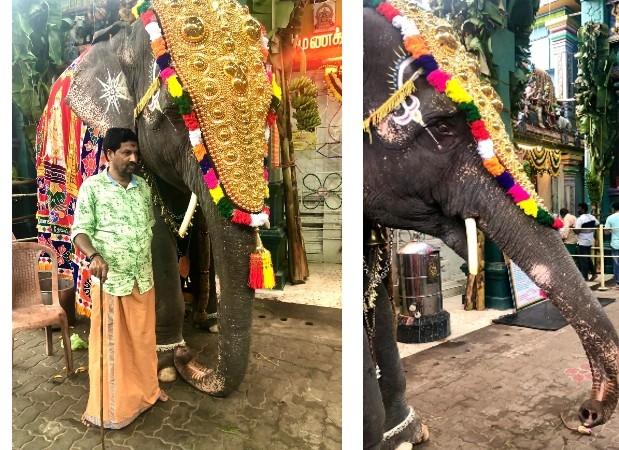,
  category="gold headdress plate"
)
[153,0,272,212]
